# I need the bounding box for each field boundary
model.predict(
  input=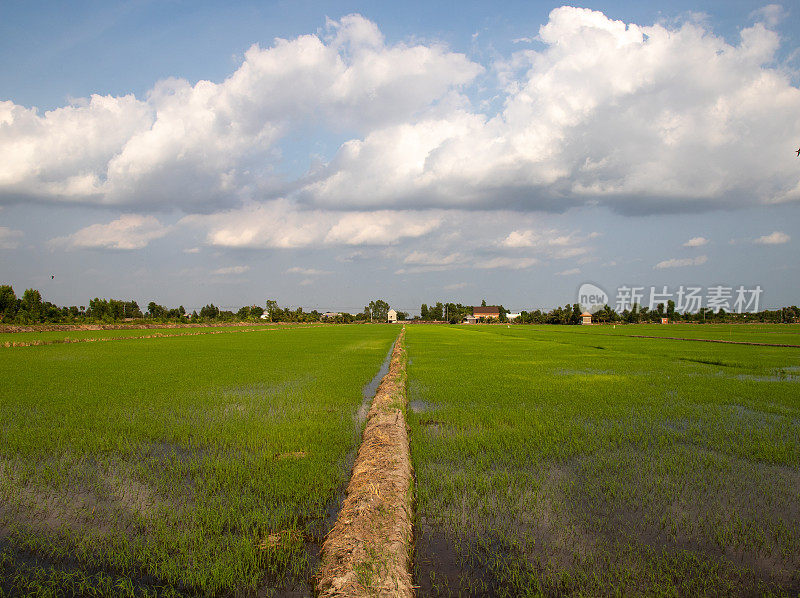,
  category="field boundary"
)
[316,328,414,597]
[626,334,800,348]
